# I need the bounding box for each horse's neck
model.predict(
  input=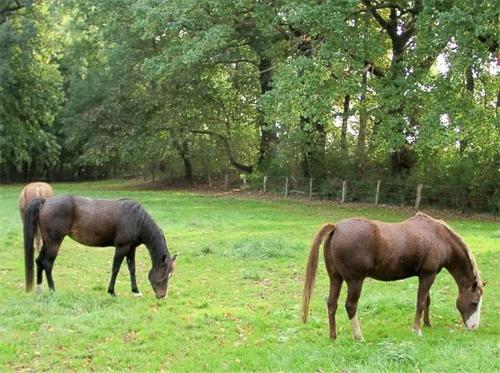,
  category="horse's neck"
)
[141,224,168,266]
[446,240,476,289]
